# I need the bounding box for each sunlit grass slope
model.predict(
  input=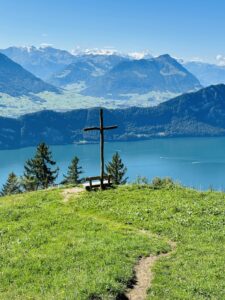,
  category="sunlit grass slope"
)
[0,189,167,299]
[0,185,225,299]
[75,186,225,299]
